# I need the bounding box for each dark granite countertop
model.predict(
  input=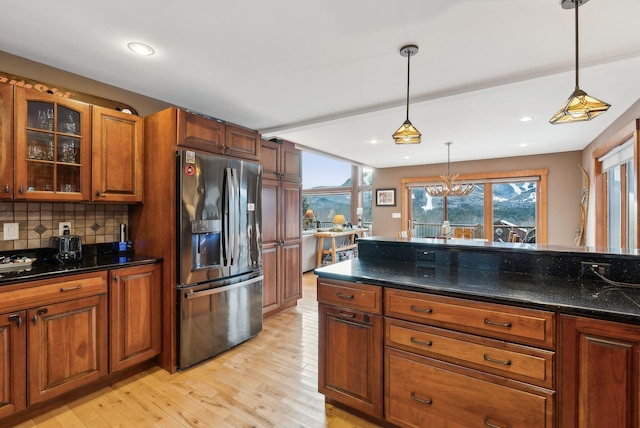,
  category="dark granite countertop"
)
[0,248,161,286]
[315,258,640,324]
